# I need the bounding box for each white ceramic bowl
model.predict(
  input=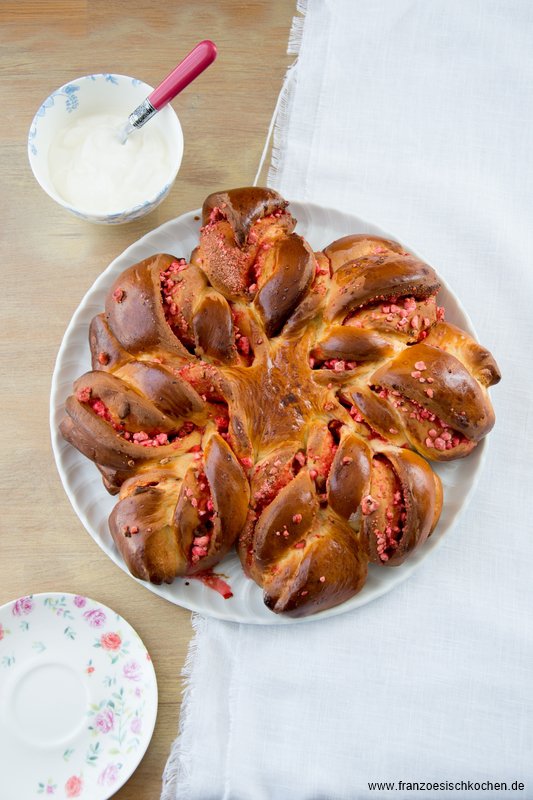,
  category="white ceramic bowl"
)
[28,73,184,224]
